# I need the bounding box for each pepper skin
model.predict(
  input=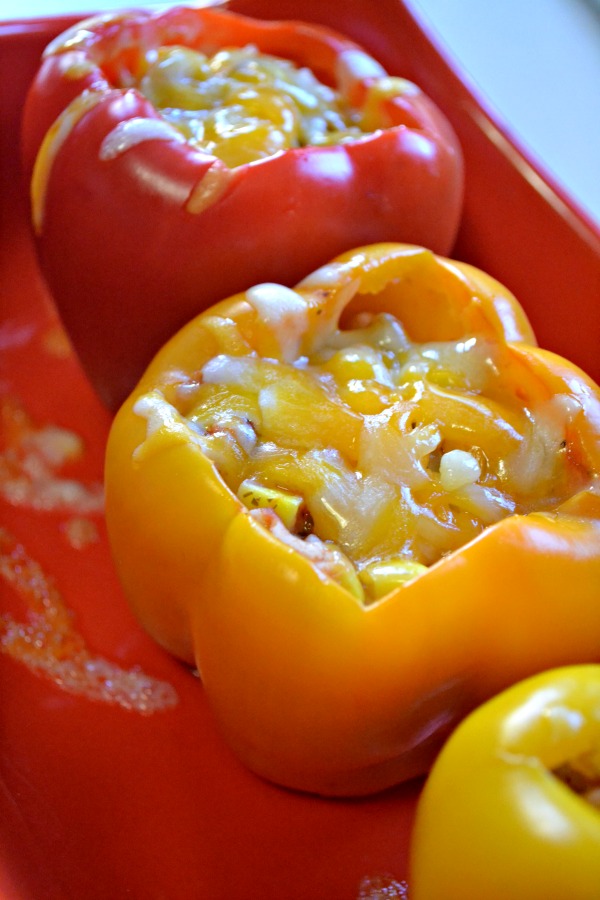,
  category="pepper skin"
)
[21,5,463,411]
[410,665,600,900]
[104,244,600,797]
